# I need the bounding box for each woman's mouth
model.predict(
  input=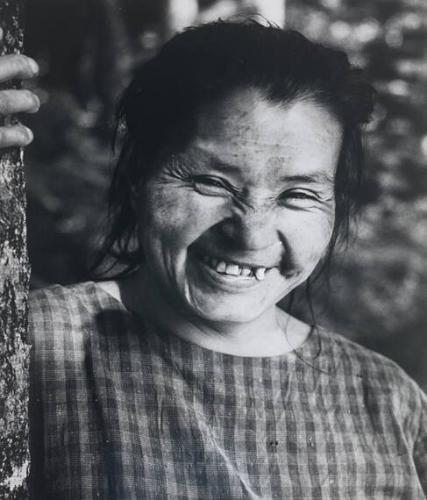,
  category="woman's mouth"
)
[197,254,272,281]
